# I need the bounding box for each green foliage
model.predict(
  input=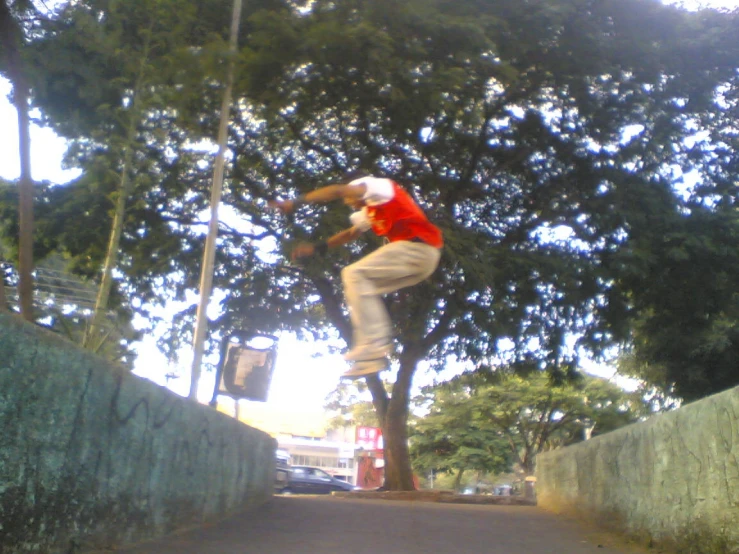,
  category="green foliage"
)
[410,382,513,482]
[616,208,739,402]
[412,370,644,476]
[0,178,123,296]
[32,254,141,367]
[323,380,384,429]
[0,0,41,77]
[616,353,681,413]
[218,0,739,376]
[3,0,738,486]
[0,188,140,364]
[9,0,737,375]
